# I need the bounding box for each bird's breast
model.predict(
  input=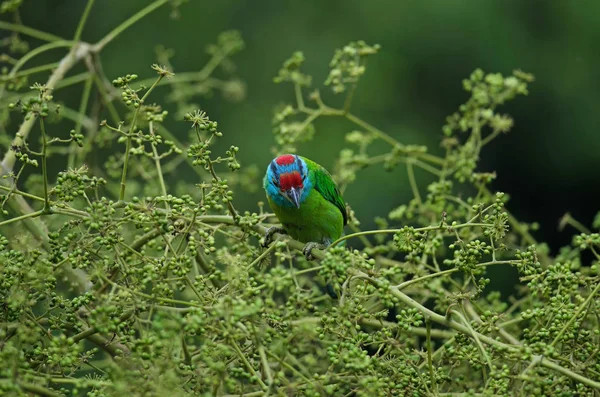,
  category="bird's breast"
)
[267,191,344,244]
